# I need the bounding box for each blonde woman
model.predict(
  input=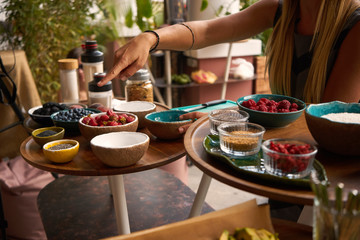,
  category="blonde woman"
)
[100,0,360,105]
